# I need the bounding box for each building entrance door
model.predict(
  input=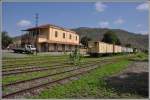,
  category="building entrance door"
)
[62,44,65,52]
[41,43,48,52]
[54,43,58,52]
